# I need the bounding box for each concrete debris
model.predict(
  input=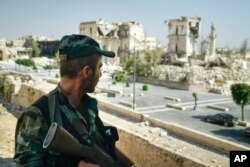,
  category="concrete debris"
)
[149,127,161,133]
[144,121,150,126]
[159,131,168,137]
[161,58,250,95]
[137,121,150,127]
